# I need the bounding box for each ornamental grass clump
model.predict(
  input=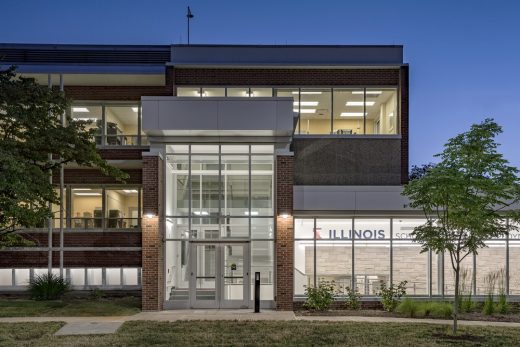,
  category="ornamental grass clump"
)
[28,273,70,300]
[303,281,337,311]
